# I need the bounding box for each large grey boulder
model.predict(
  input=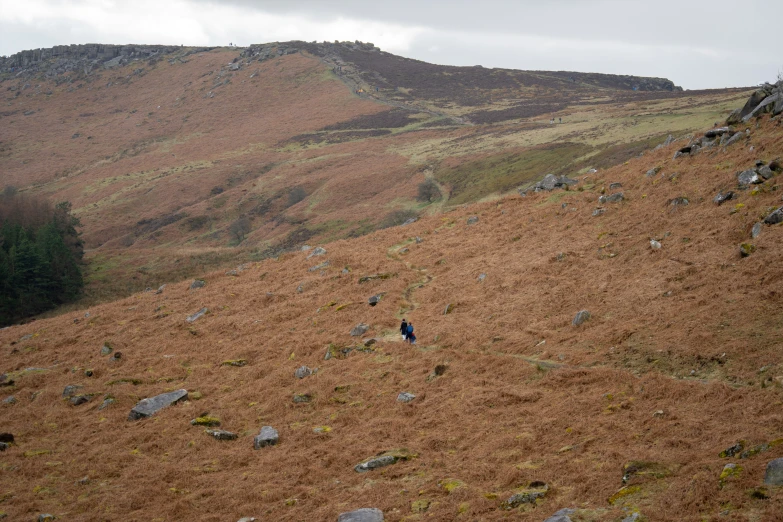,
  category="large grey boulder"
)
[764,206,783,225]
[764,458,783,485]
[128,389,188,421]
[307,247,327,259]
[737,169,761,187]
[337,508,384,522]
[253,426,279,449]
[723,132,745,147]
[705,127,730,138]
[730,89,770,123]
[742,92,782,122]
